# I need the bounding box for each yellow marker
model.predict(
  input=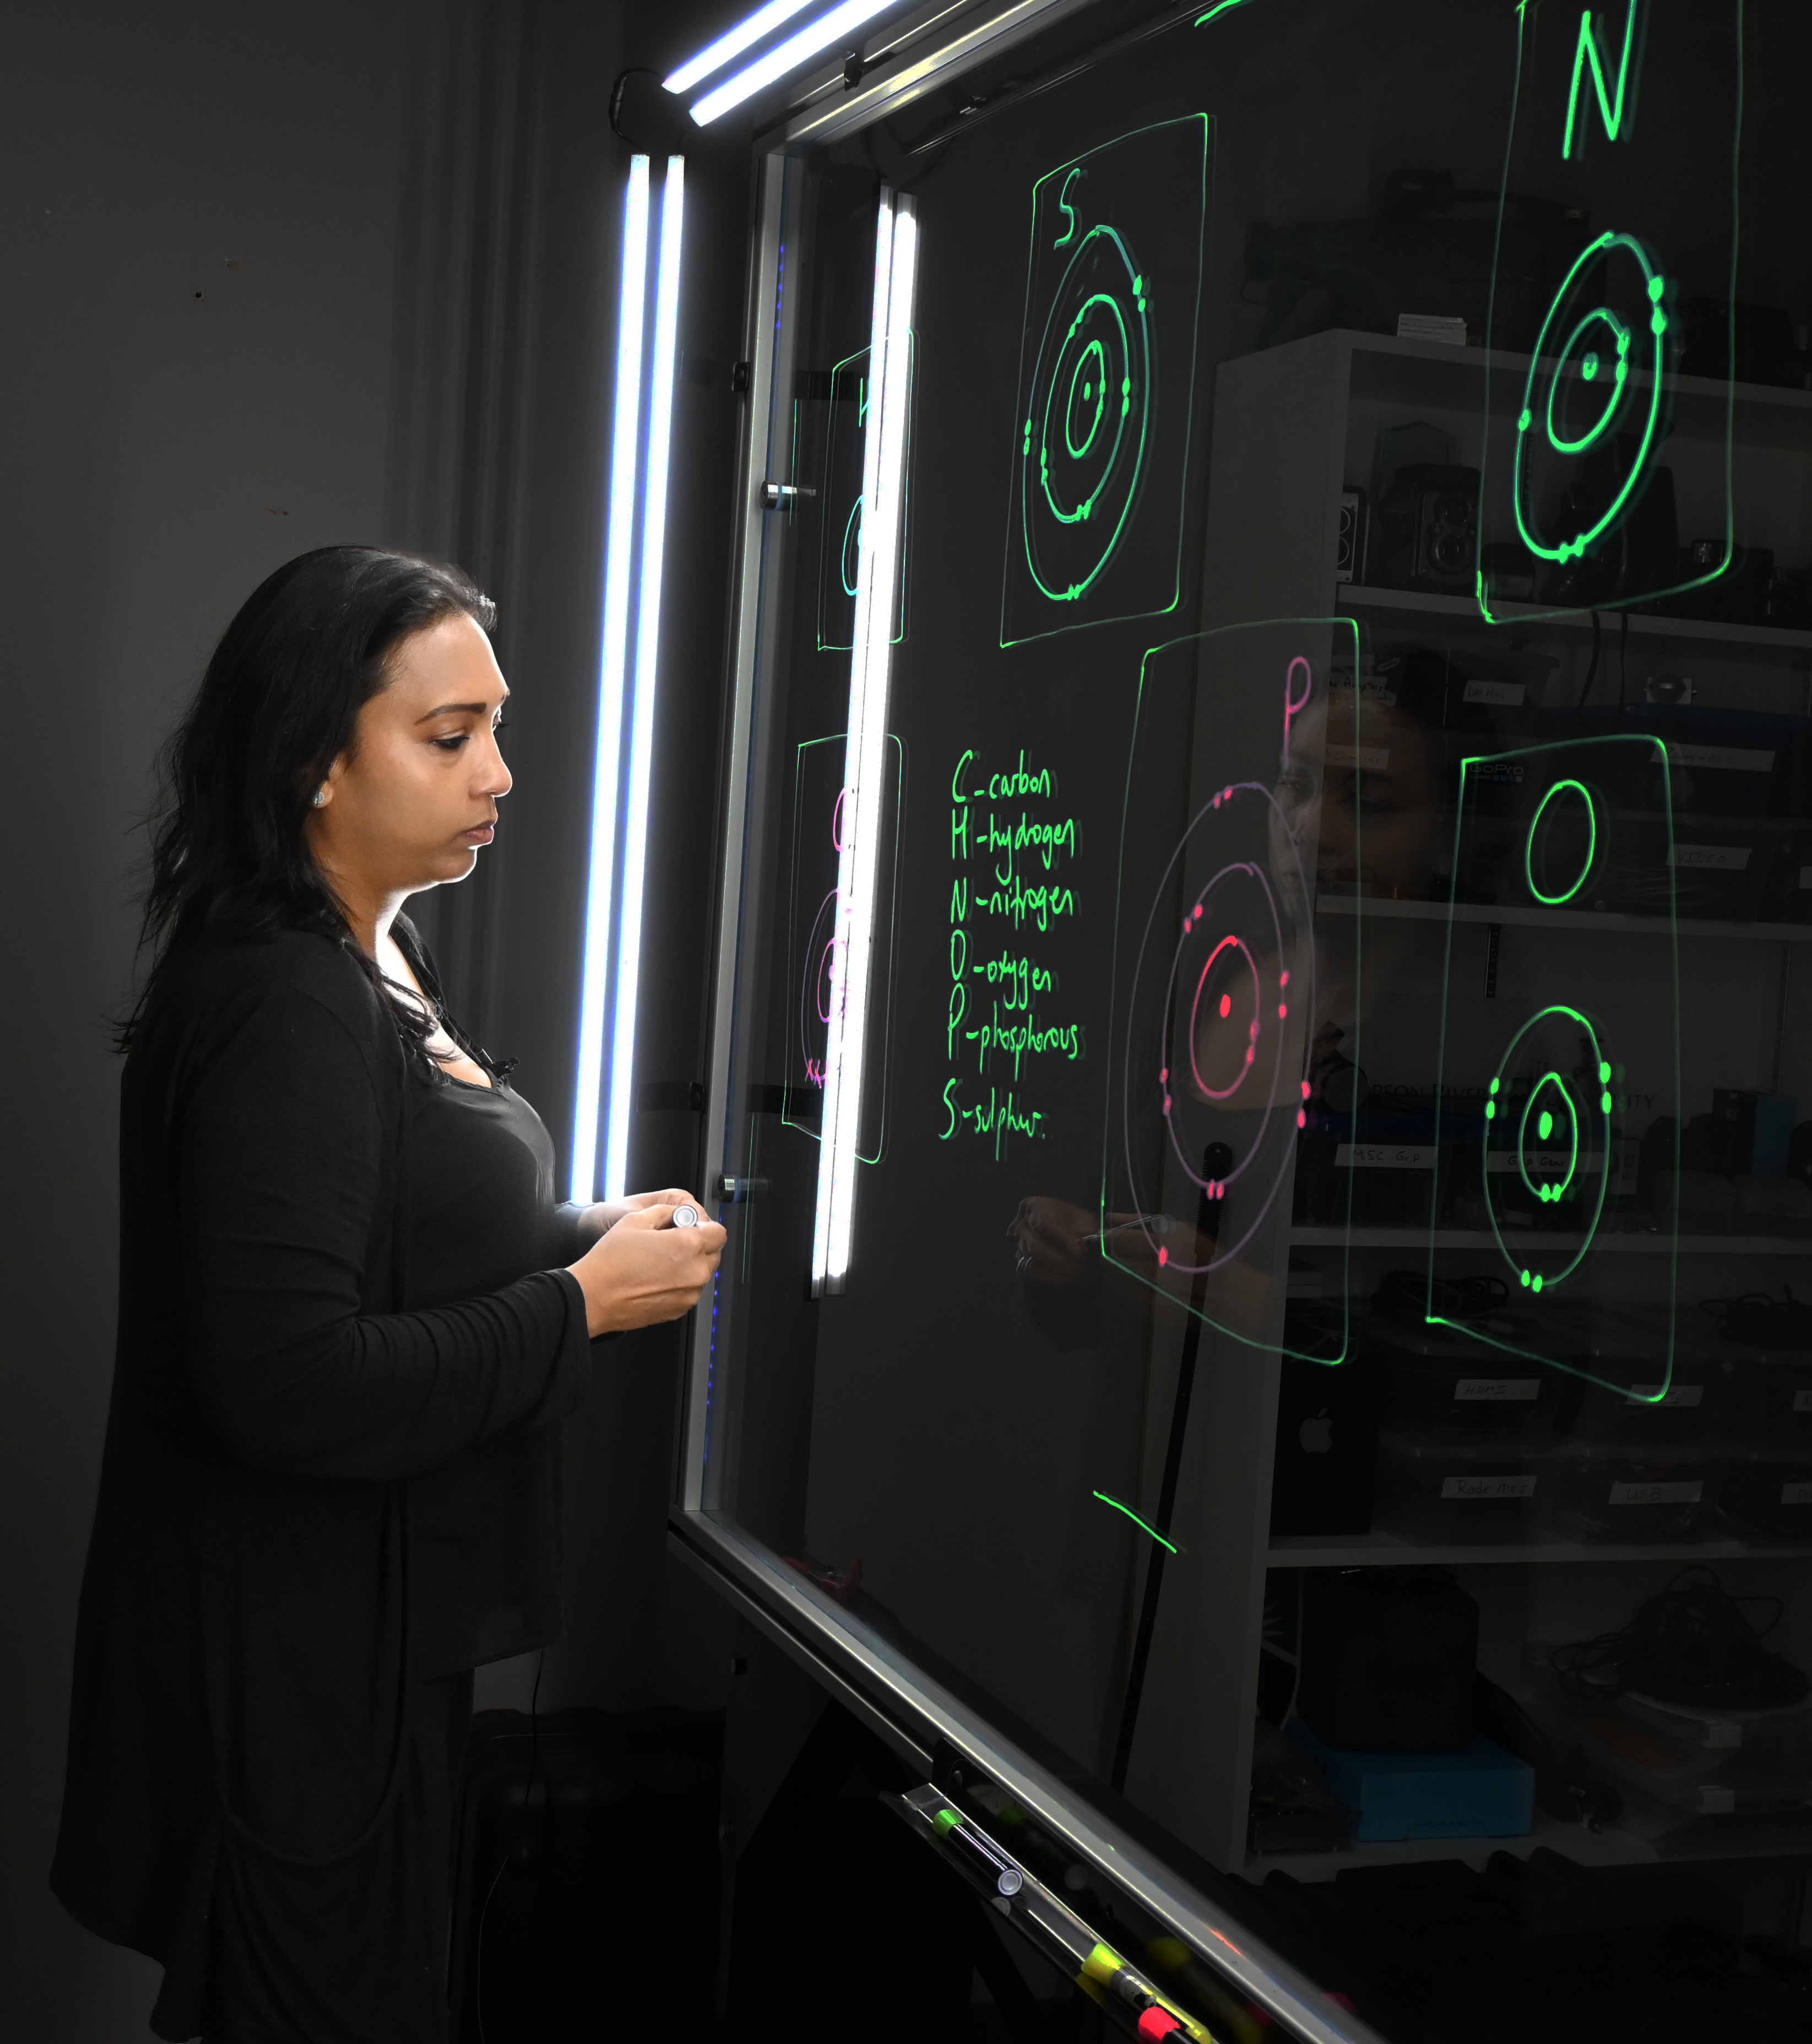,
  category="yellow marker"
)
[1077,1944,1216,2043]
